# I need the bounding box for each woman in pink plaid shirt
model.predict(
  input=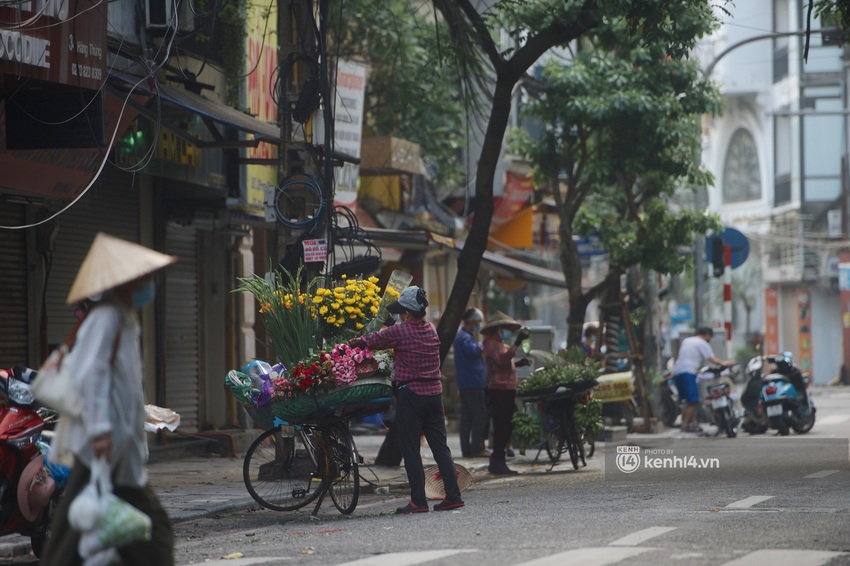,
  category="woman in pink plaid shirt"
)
[350,286,464,515]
